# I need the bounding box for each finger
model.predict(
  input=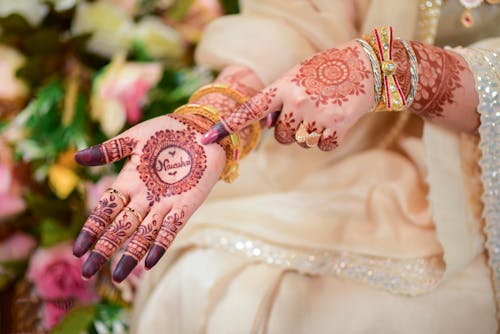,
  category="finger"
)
[318,129,340,152]
[202,84,282,144]
[112,210,167,283]
[274,109,299,145]
[144,206,188,269]
[75,135,138,166]
[73,189,129,257]
[266,111,280,129]
[82,199,149,279]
